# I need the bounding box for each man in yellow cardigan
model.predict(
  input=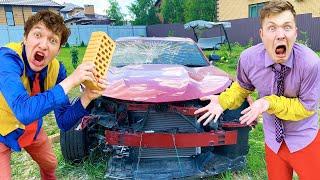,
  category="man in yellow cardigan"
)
[0,10,107,179]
